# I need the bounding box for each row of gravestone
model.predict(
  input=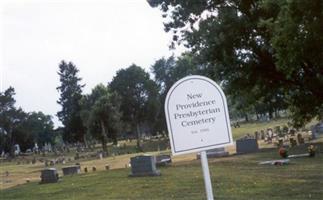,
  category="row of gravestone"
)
[252,127,298,141]
[40,165,81,183]
[196,139,259,157]
[252,128,308,145]
[41,141,263,185]
[40,154,172,183]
